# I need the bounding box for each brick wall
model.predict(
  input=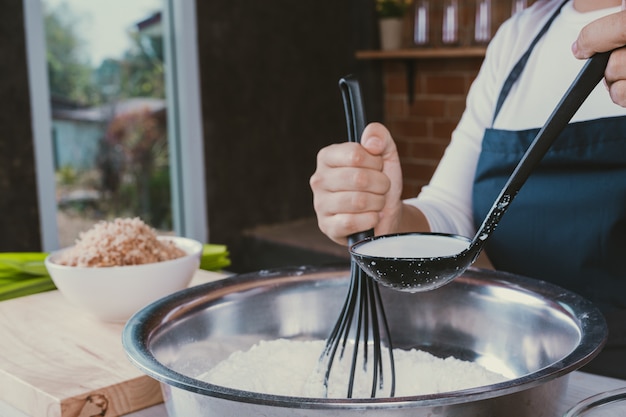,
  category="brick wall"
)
[382,57,483,198]
[381,0,536,199]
